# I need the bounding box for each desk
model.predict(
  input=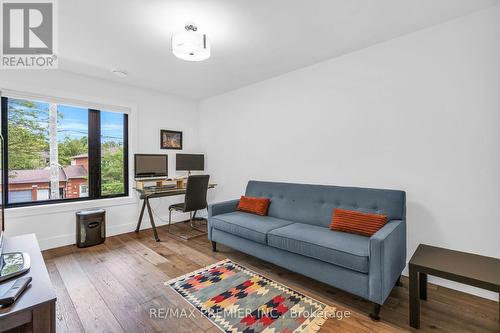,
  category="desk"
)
[134,184,216,241]
[0,234,56,333]
[409,244,500,329]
